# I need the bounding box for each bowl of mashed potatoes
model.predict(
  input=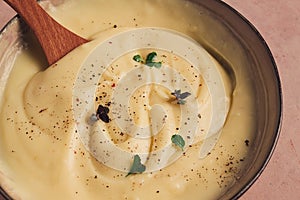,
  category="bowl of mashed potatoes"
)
[0,0,282,199]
